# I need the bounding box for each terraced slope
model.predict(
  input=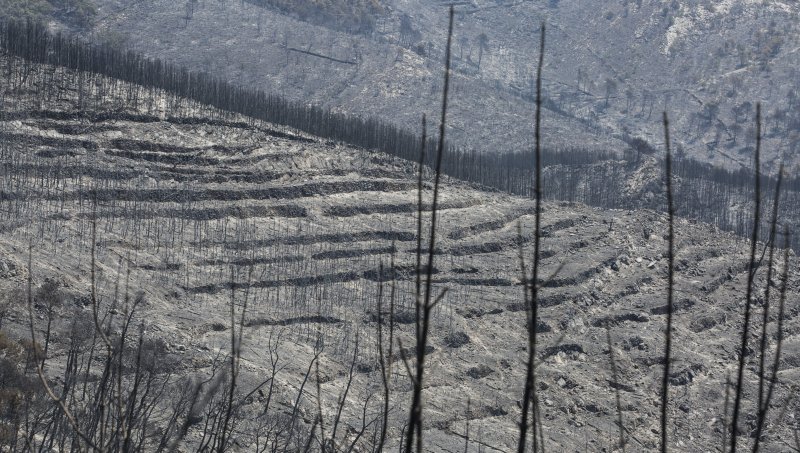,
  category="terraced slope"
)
[1,79,799,452]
